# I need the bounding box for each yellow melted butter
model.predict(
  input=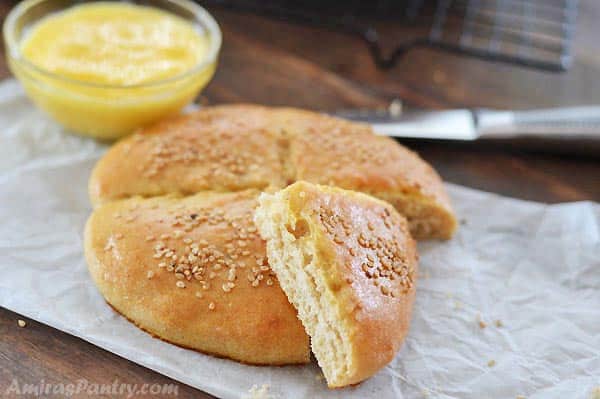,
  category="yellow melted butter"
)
[11,2,218,139]
[21,2,209,85]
